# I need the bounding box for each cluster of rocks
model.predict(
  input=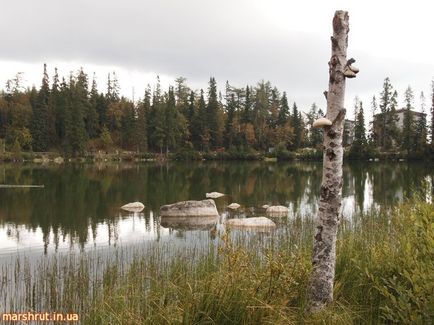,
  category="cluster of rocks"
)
[121,191,289,231]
